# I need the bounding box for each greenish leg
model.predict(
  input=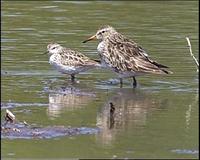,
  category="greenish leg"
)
[132,76,137,88]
